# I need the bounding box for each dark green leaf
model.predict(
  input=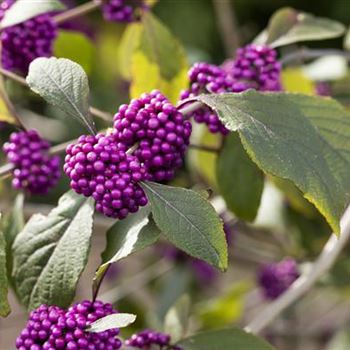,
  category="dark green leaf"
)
[265,7,345,47]
[26,57,95,135]
[86,313,136,333]
[141,182,227,271]
[178,328,275,350]
[0,228,10,317]
[217,133,264,221]
[164,295,190,342]
[12,191,94,310]
[1,0,65,28]
[197,91,350,234]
